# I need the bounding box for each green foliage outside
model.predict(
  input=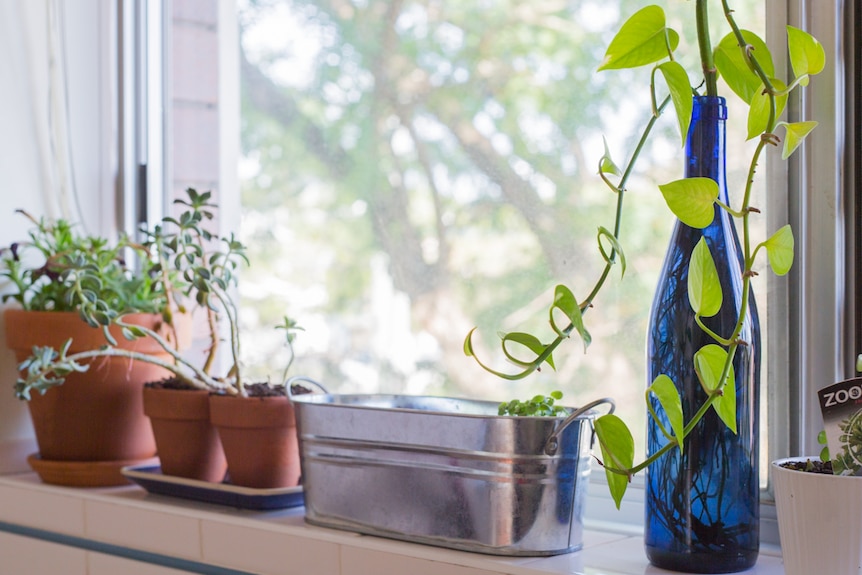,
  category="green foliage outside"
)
[237,0,764,461]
